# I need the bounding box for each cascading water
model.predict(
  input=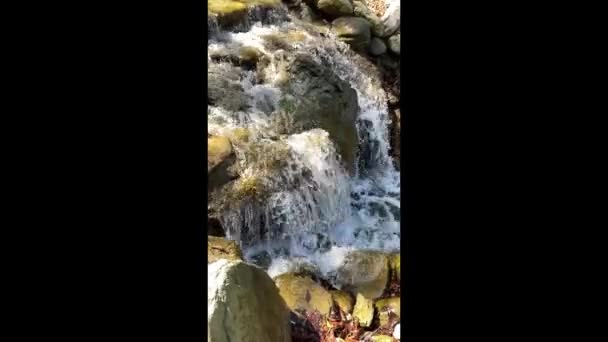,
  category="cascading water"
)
[208,5,400,280]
